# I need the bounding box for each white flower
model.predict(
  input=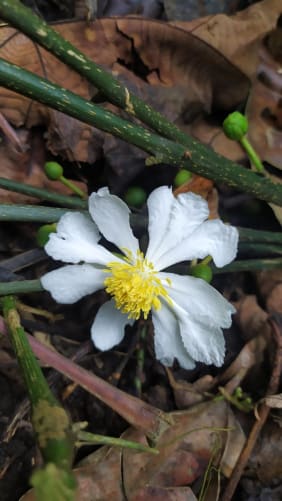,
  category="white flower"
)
[41,186,238,369]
